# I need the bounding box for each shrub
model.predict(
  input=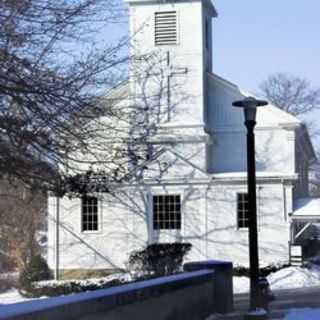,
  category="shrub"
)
[128,243,192,278]
[259,263,291,277]
[30,278,124,298]
[233,262,291,278]
[18,255,53,296]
